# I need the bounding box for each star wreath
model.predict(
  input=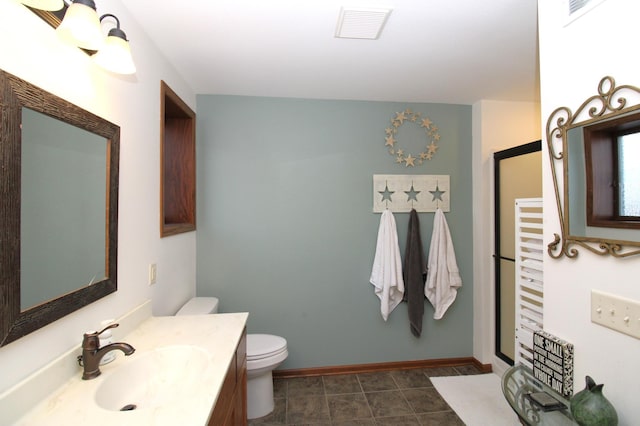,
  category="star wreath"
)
[384,108,441,167]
